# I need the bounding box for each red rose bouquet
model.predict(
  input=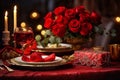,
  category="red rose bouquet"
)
[44,6,102,41]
